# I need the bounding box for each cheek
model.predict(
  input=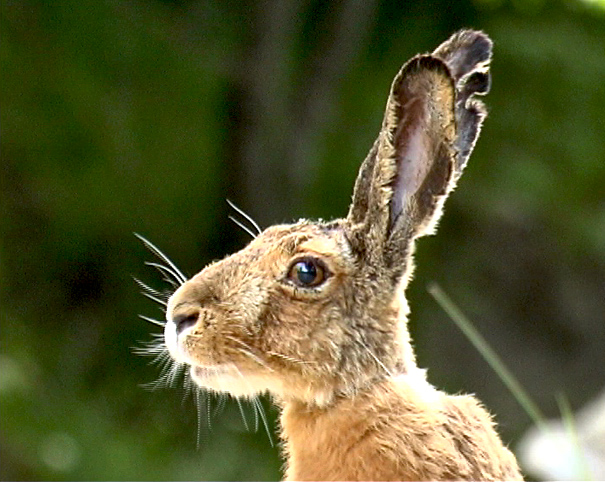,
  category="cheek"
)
[259,292,345,371]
